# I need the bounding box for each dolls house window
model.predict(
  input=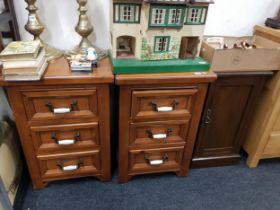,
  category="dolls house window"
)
[150,7,167,26]
[168,8,183,25]
[150,5,184,27]
[114,4,141,23]
[185,6,207,25]
[116,36,136,58]
[154,36,170,52]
